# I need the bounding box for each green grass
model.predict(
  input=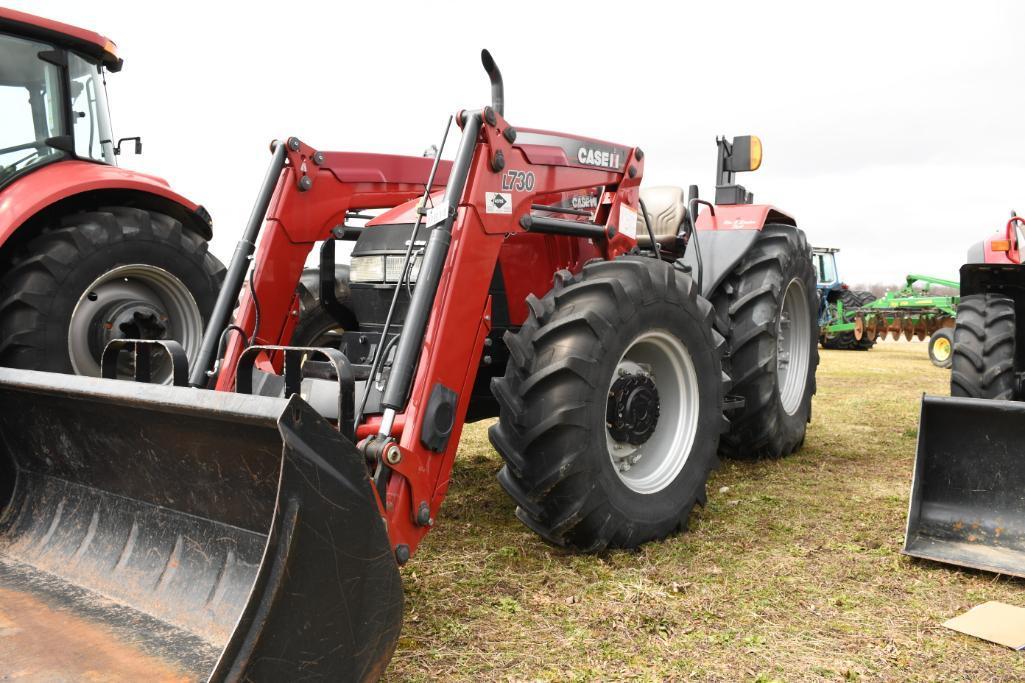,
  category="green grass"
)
[387,342,1025,681]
